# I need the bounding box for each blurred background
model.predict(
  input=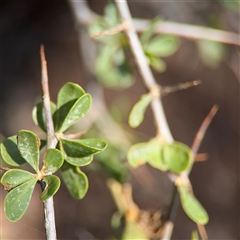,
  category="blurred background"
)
[0,0,239,239]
